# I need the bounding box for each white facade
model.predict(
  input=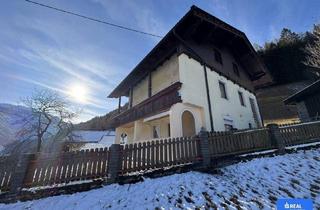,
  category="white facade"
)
[115,53,263,144]
[178,53,262,132]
